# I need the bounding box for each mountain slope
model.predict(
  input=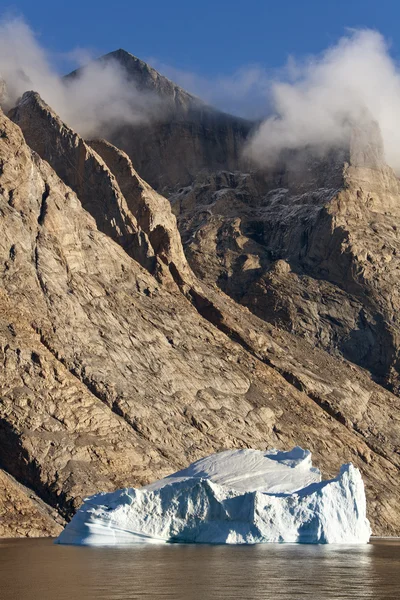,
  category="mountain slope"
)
[68,50,400,393]
[9,91,191,288]
[67,48,203,115]
[172,119,400,394]
[0,96,399,537]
